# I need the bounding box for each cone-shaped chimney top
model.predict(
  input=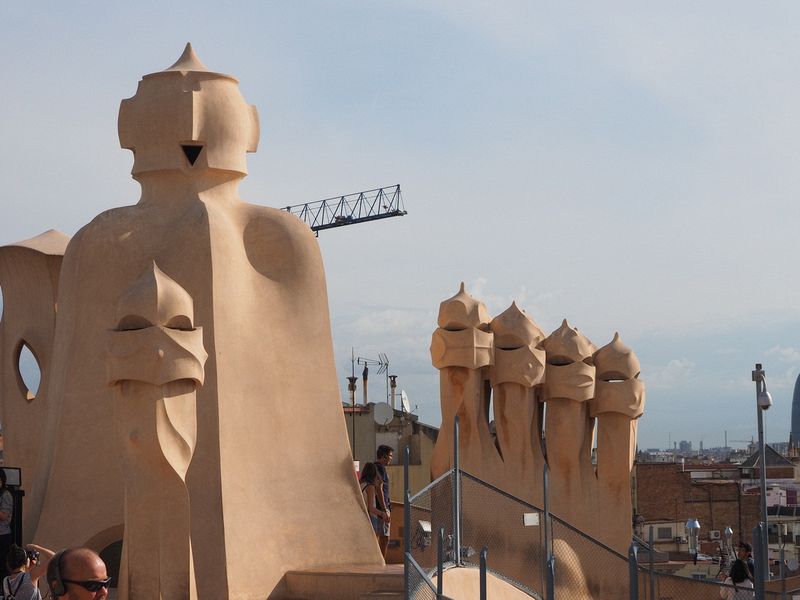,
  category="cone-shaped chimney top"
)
[164,42,209,73]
